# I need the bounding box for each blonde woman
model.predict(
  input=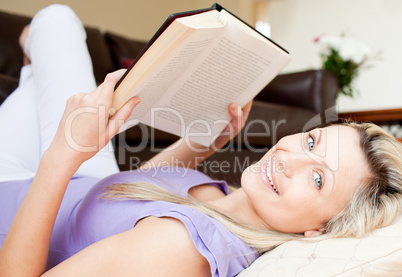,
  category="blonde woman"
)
[0,5,401,277]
